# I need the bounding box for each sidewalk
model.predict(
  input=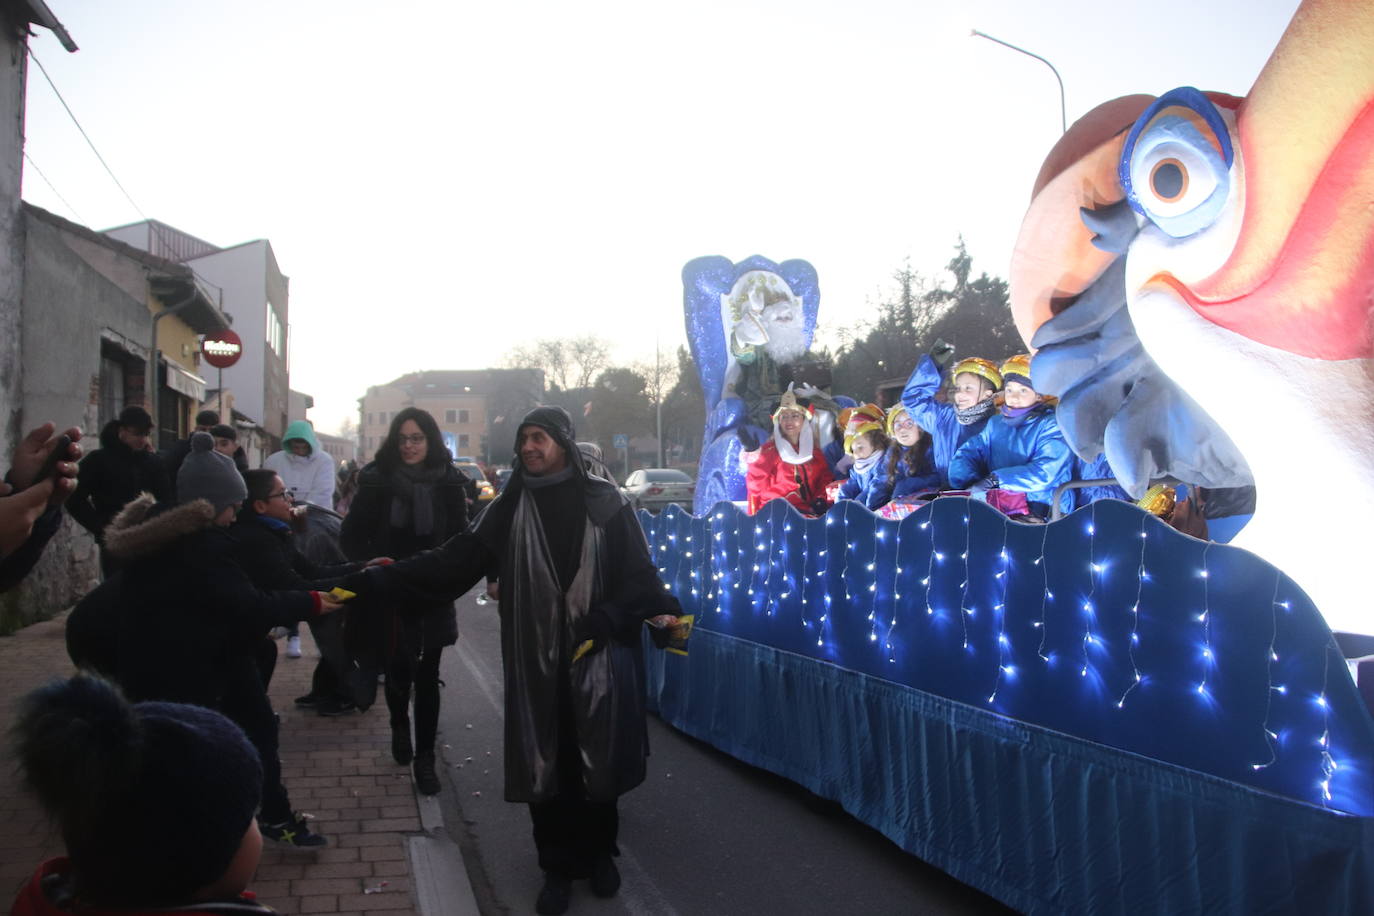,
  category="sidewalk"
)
[0,613,475,916]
